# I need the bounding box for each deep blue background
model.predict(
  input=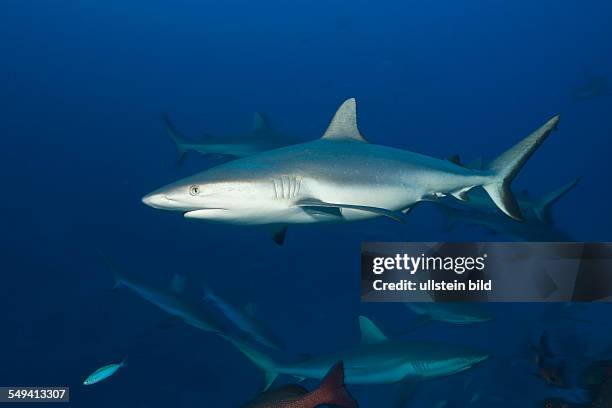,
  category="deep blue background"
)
[1,1,612,407]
